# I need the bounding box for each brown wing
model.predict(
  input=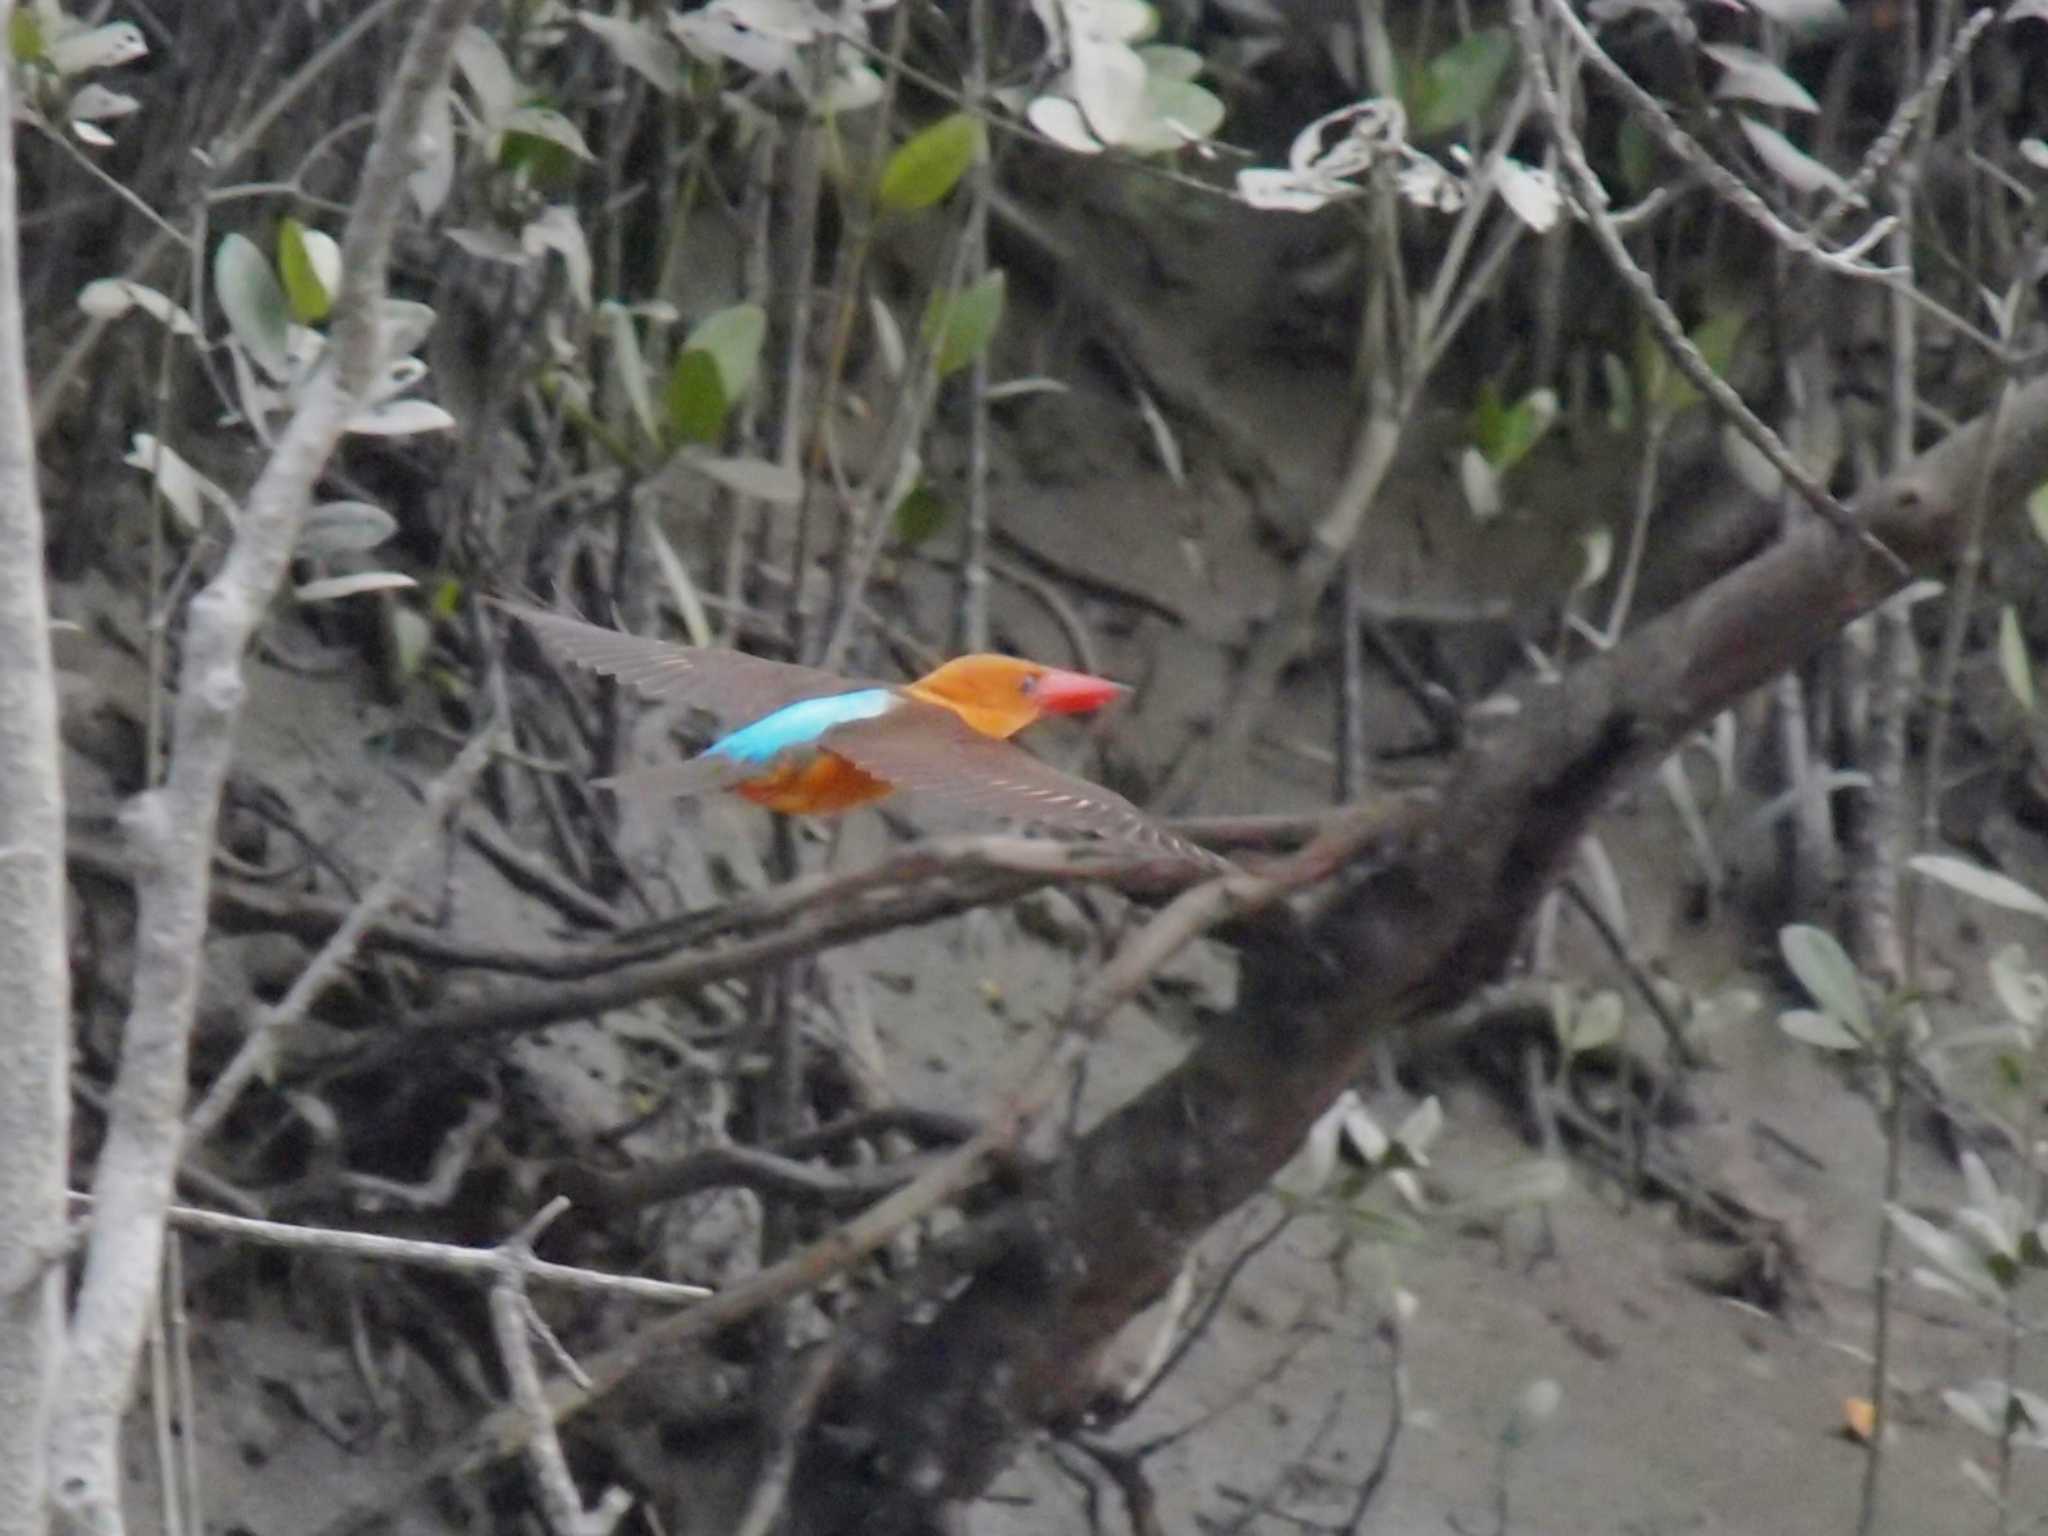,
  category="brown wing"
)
[492,600,877,724]
[822,702,1226,868]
